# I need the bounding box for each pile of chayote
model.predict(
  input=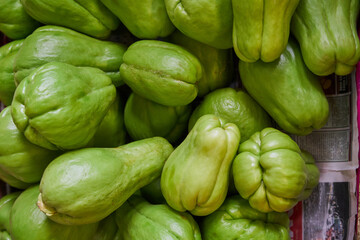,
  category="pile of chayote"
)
[0,0,358,239]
